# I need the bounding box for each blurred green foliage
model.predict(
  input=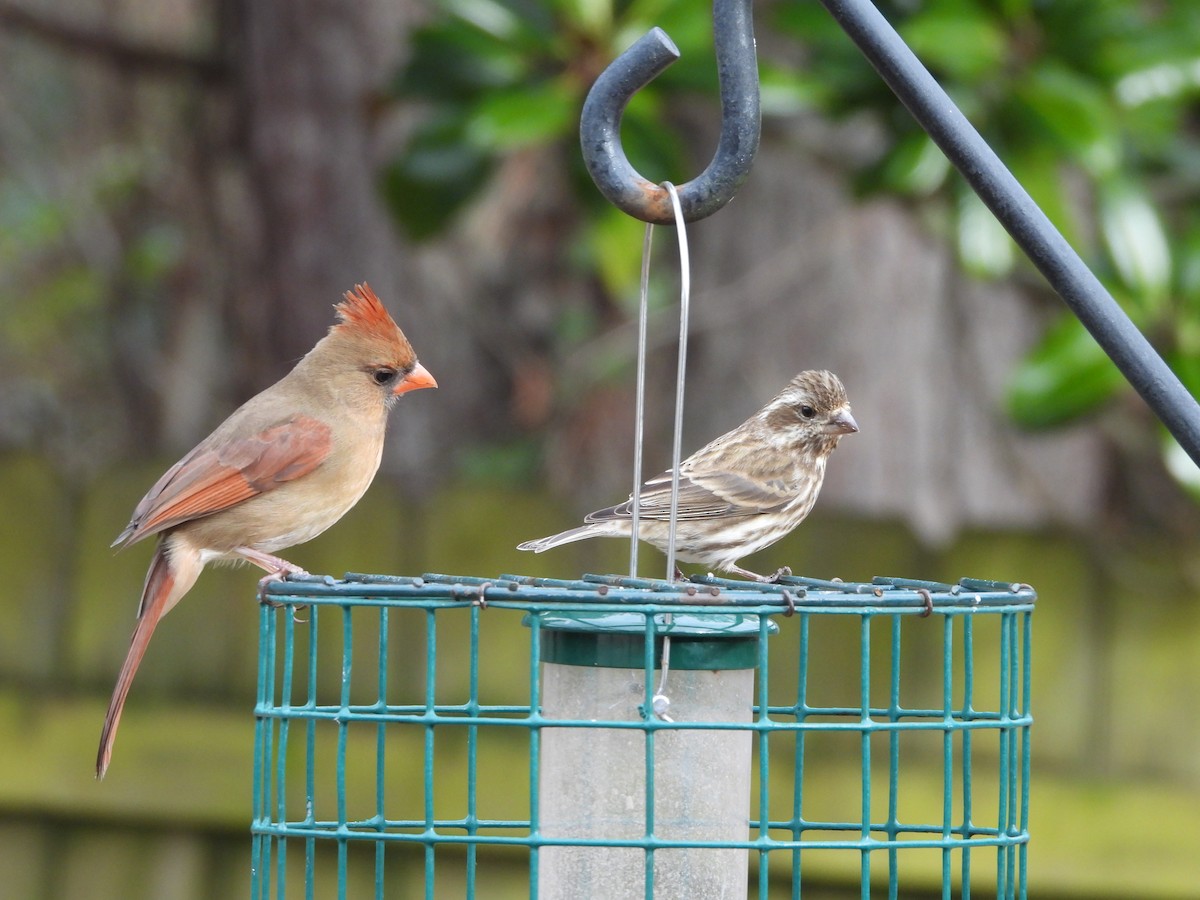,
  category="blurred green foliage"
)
[778,1,1200,434]
[776,0,1200,489]
[0,148,182,380]
[387,0,1200,481]
[383,0,716,296]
